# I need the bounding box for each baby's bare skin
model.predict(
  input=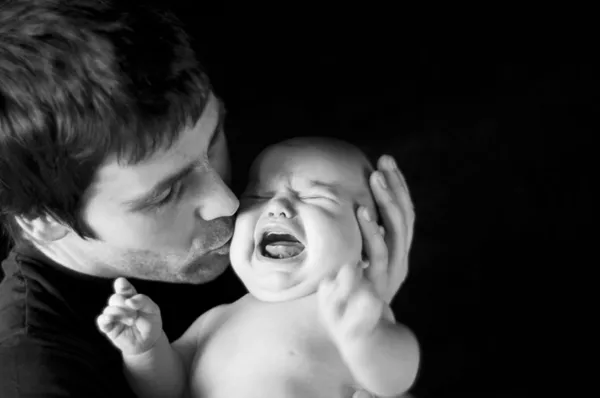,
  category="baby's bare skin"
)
[188,294,364,398]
